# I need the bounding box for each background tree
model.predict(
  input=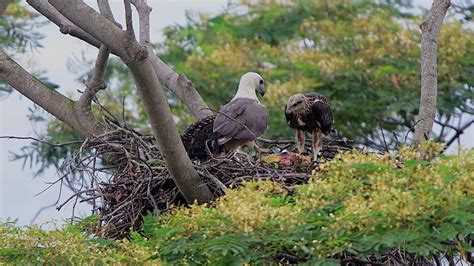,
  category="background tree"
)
[156,0,473,149]
[413,0,450,145]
